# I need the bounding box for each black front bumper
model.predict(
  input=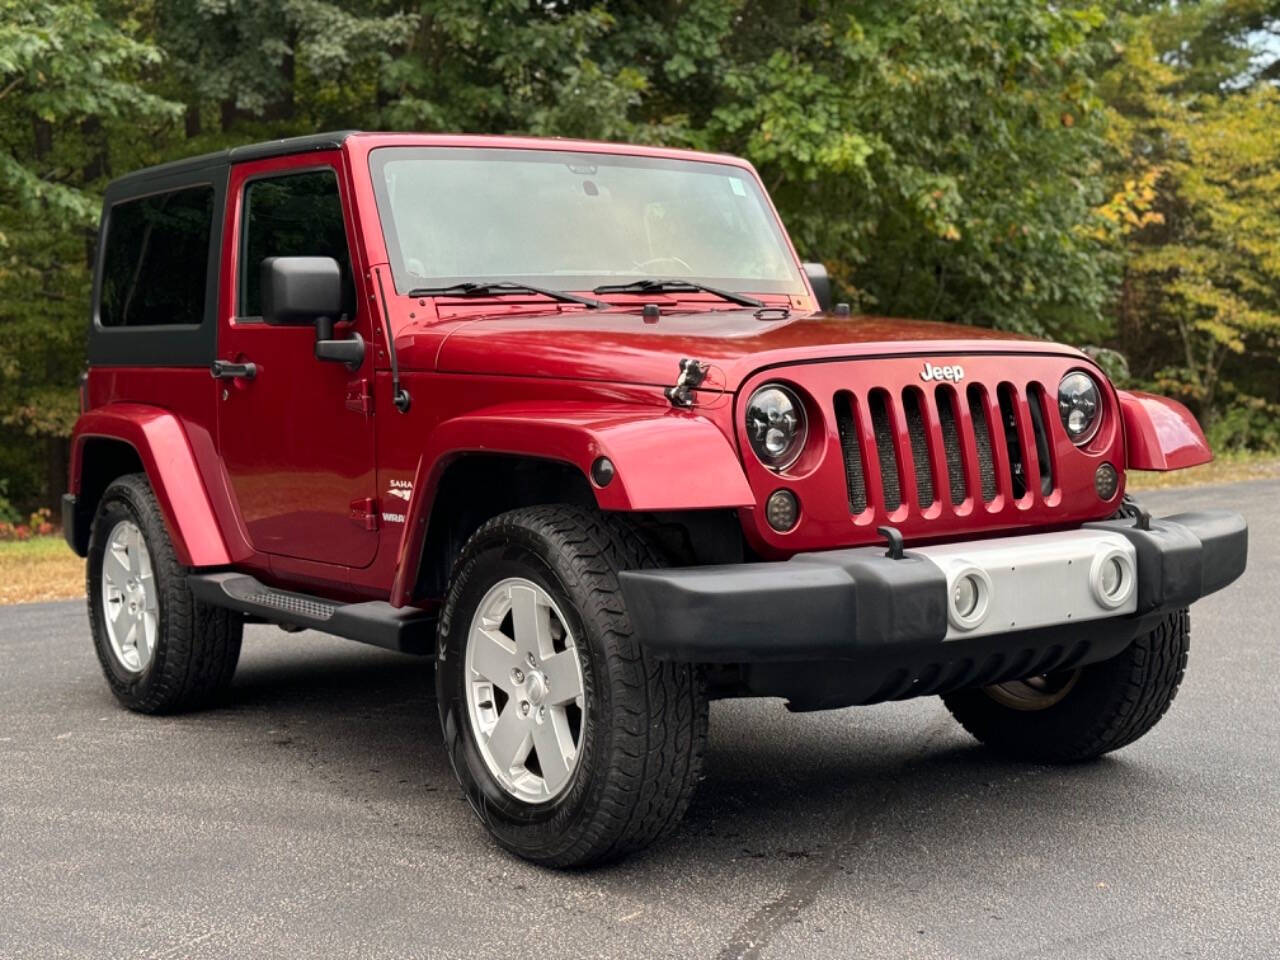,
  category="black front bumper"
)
[620,510,1246,670]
